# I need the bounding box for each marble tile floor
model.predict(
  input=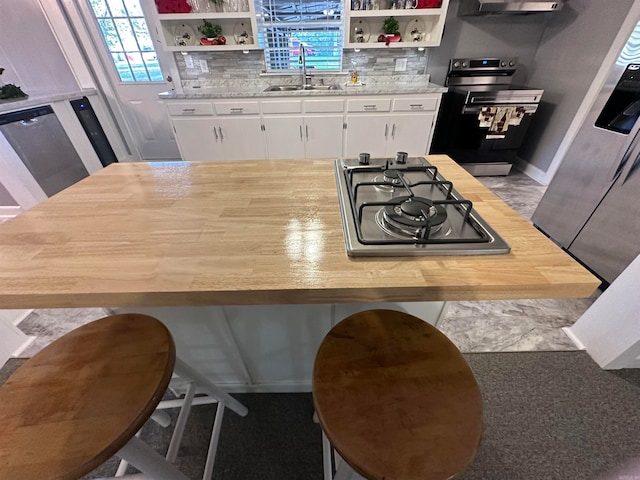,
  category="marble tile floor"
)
[11,171,600,358]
